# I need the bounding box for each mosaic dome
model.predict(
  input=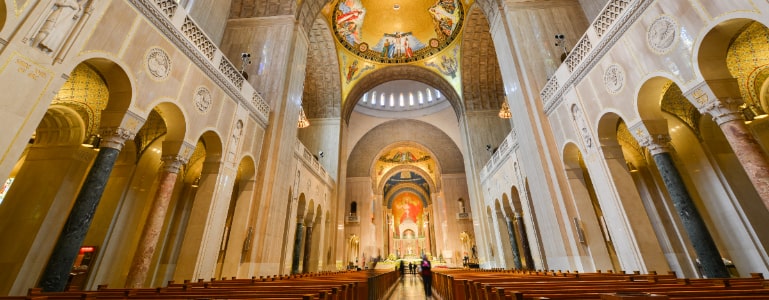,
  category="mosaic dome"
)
[332,0,465,64]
